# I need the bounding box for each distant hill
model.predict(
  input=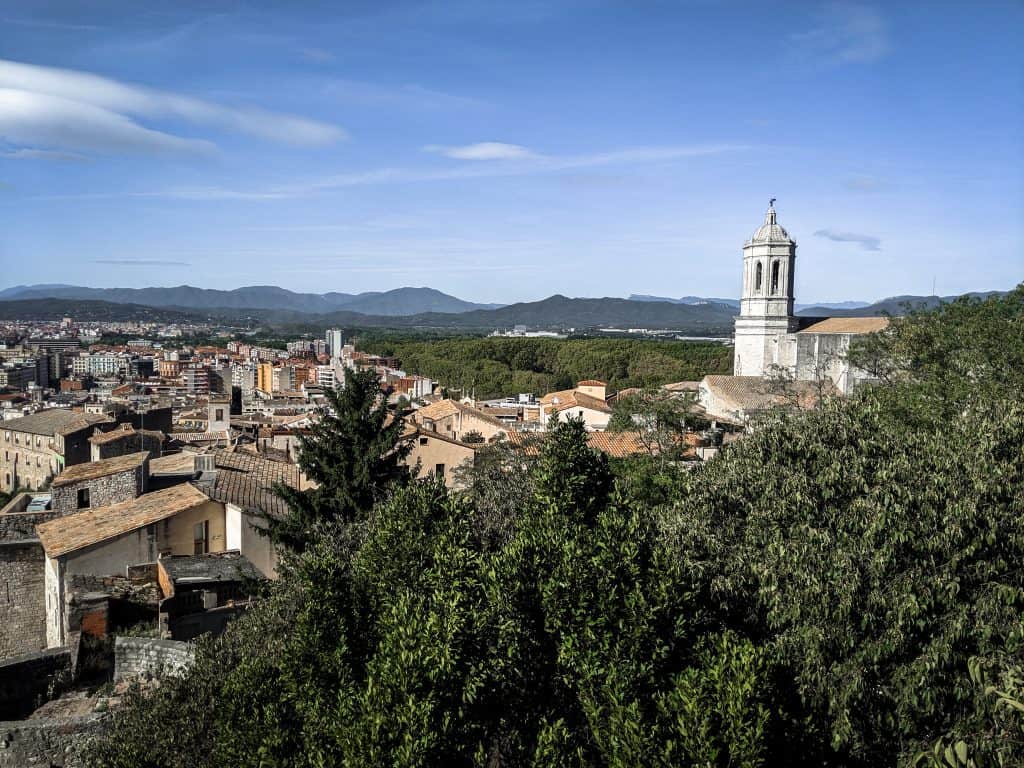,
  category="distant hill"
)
[631,294,873,312]
[0,284,497,315]
[796,291,1007,317]
[0,298,197,322]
